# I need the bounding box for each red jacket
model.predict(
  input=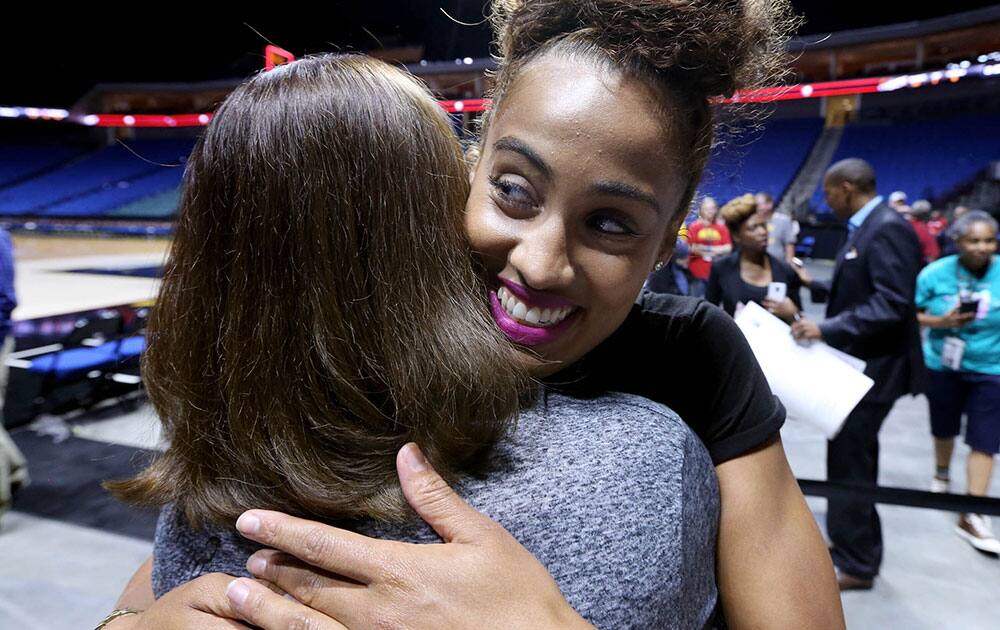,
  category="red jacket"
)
[907,217,940,264]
